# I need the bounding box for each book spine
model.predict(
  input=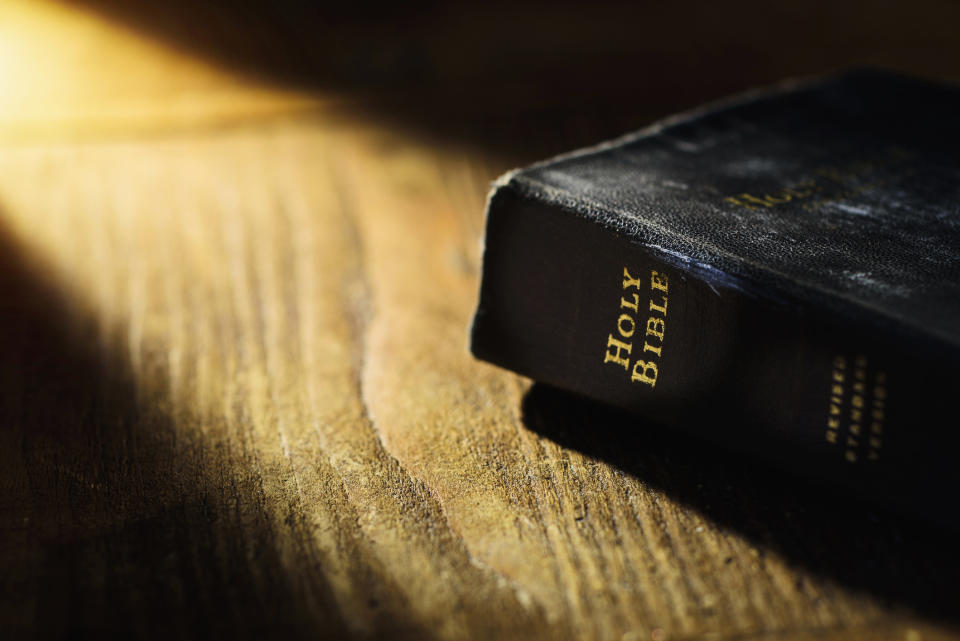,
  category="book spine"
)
[470,182,957,523]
